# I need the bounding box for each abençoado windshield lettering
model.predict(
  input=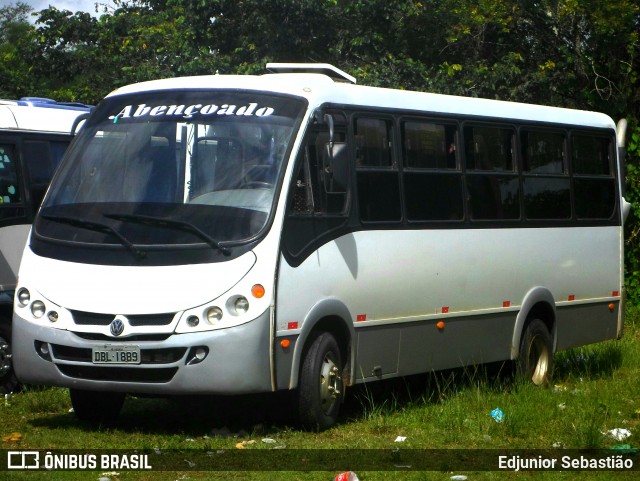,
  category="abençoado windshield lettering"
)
[109,102,275,122]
